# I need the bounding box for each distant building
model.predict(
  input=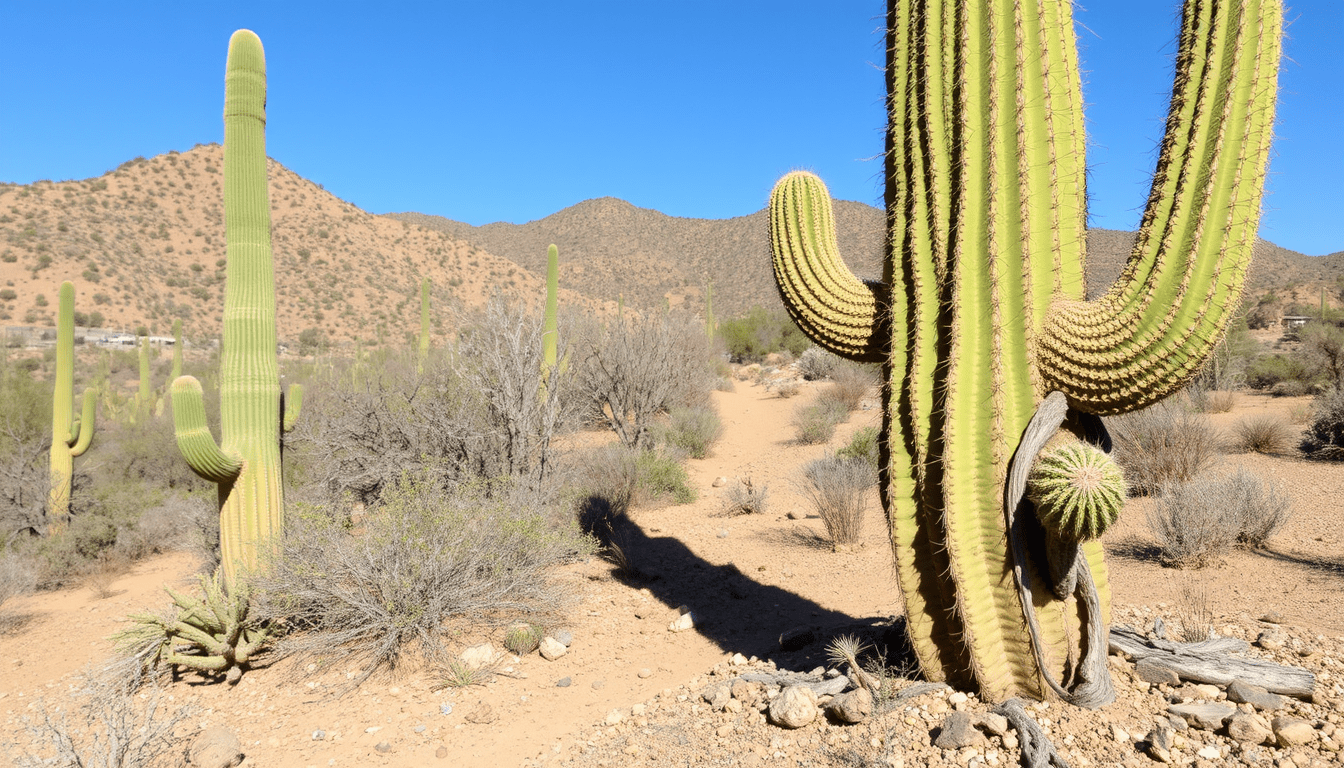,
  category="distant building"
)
[1281,316,1312,331]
